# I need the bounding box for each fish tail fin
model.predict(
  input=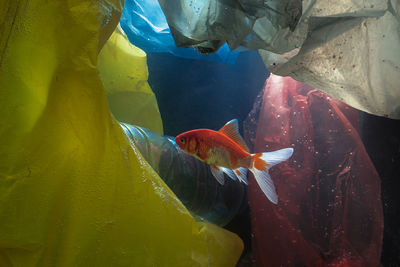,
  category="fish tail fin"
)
[249,148,293,204]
